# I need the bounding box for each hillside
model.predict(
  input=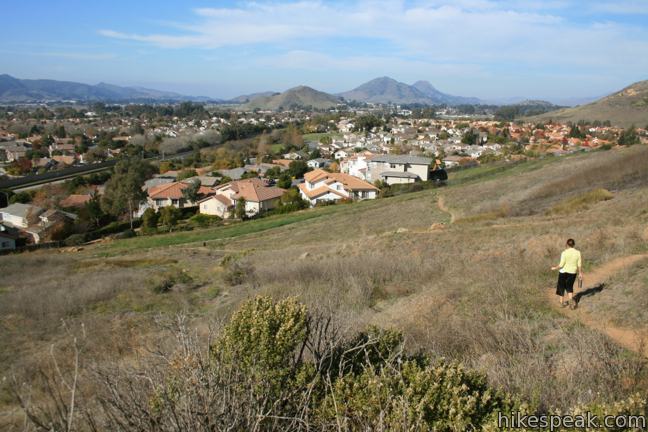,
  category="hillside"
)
[339,76,481,105]
[528,80,648,127]
[228,91,277,104]
[241,85,343,110]
[2,146,648,427]
[0,74,215,103]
